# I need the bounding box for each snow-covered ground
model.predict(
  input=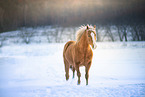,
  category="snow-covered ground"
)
[0,42,145,97]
